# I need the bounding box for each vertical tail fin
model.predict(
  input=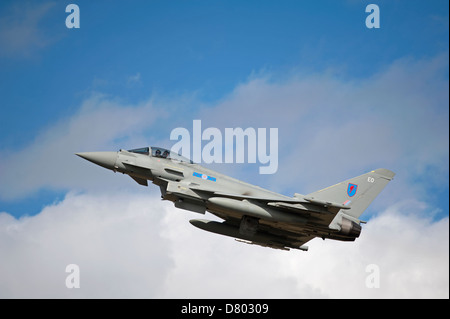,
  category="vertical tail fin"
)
[305,168,395,218]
